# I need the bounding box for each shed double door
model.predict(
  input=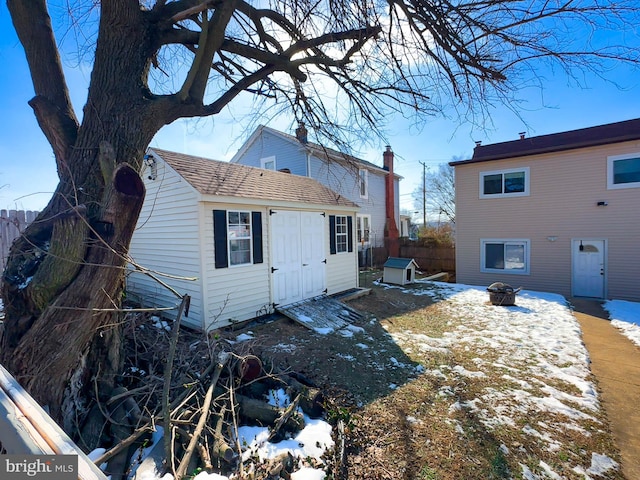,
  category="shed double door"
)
[271,210,326,306]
